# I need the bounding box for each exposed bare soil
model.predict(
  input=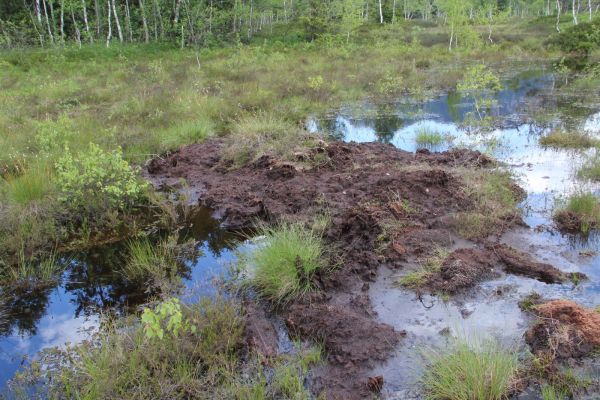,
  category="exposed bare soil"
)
[526,300,600,361]
[423,245,584,294]
[147,139,570,399]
